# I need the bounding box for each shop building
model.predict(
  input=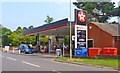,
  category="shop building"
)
[24,18,120,55]
[87,22,120,51]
